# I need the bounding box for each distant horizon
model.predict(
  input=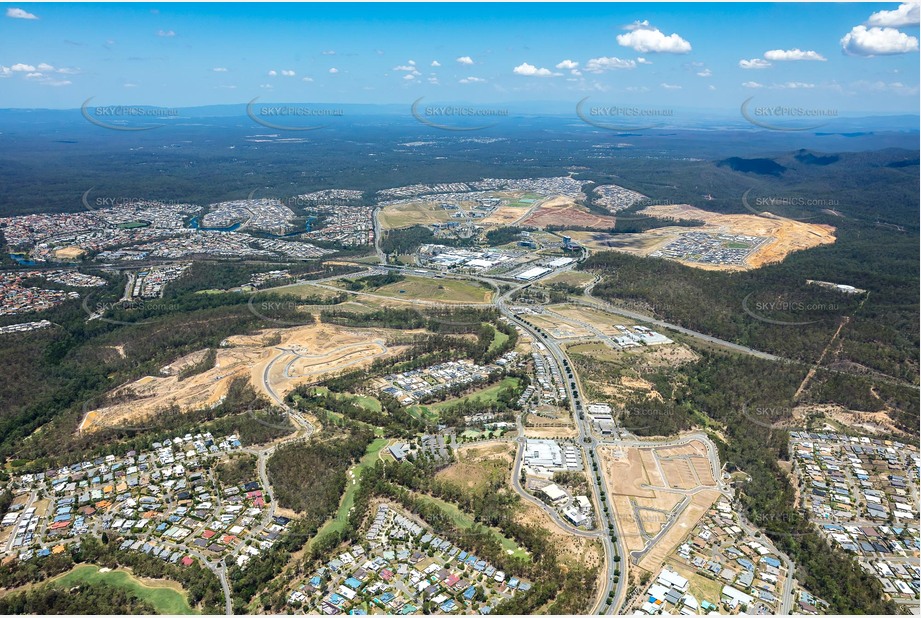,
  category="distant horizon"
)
[1,2,918,114]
